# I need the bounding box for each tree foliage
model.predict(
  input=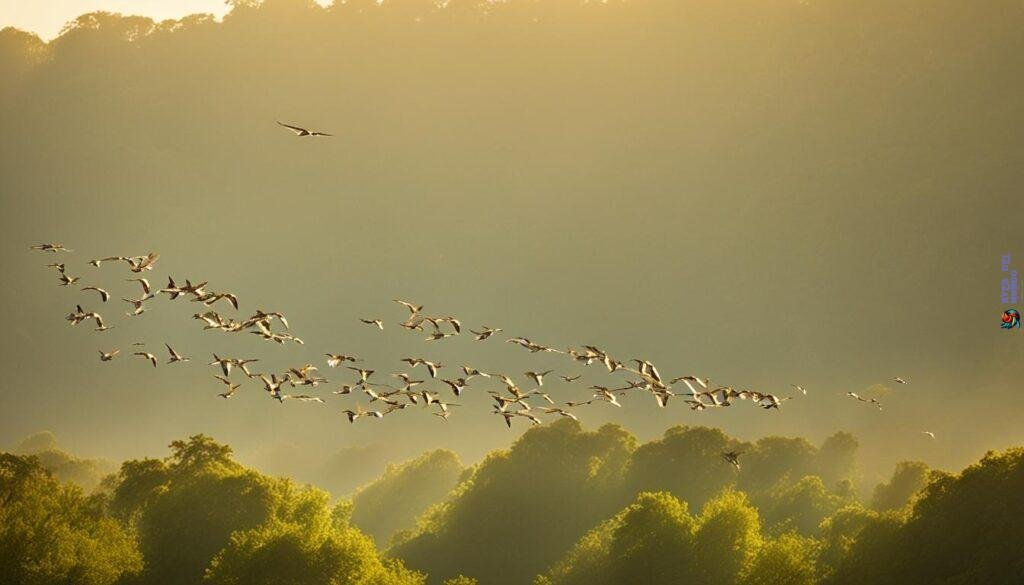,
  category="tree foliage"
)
[0,453,142,585]
[351,449,463,546]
